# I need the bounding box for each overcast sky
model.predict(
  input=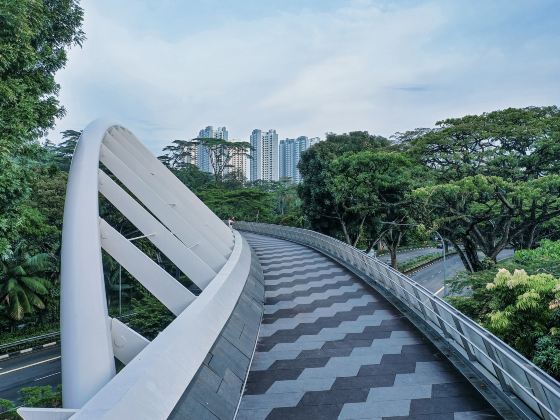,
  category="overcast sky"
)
[51,0,560,153]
